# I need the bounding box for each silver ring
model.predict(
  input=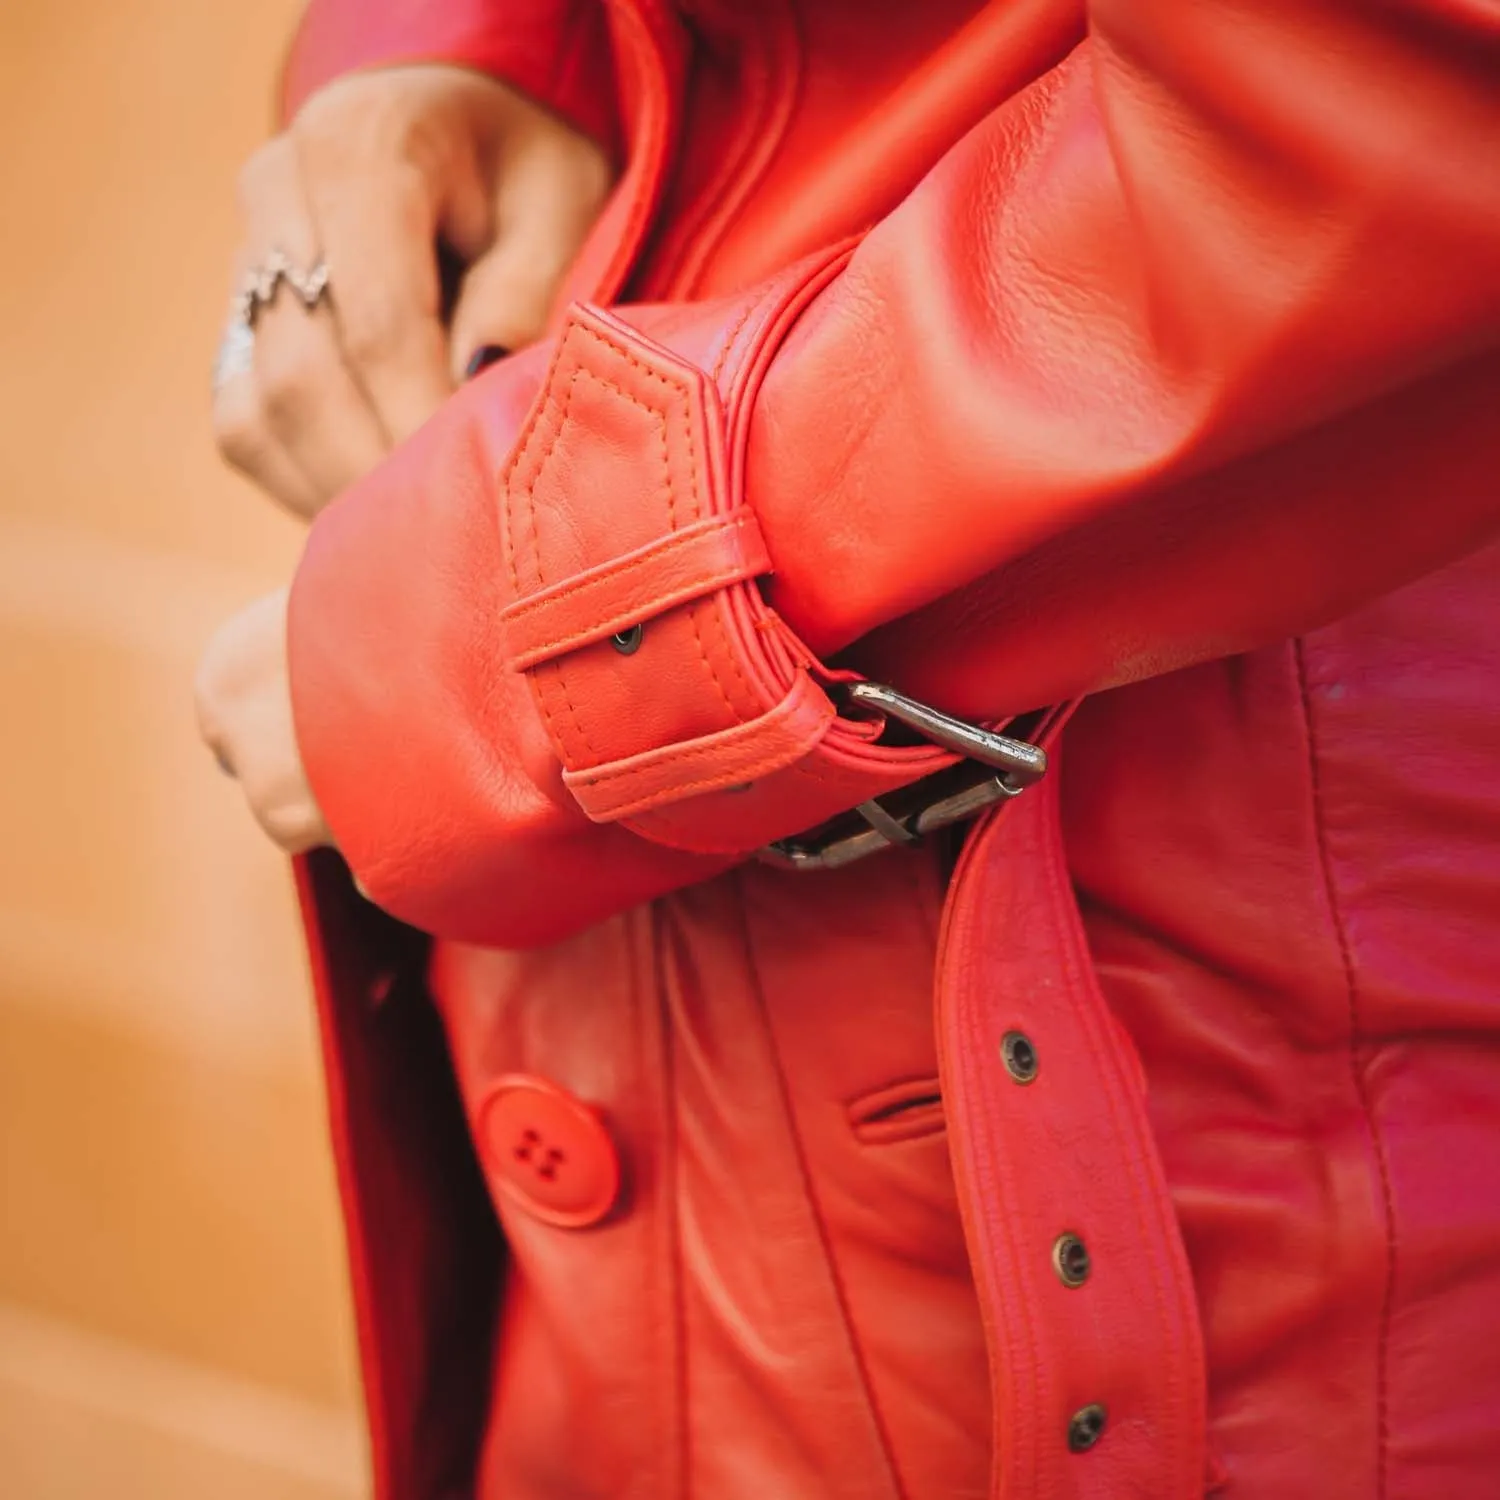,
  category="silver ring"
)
[214,251,330,394]
[234,249,331,330]
[212,317,255,393]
